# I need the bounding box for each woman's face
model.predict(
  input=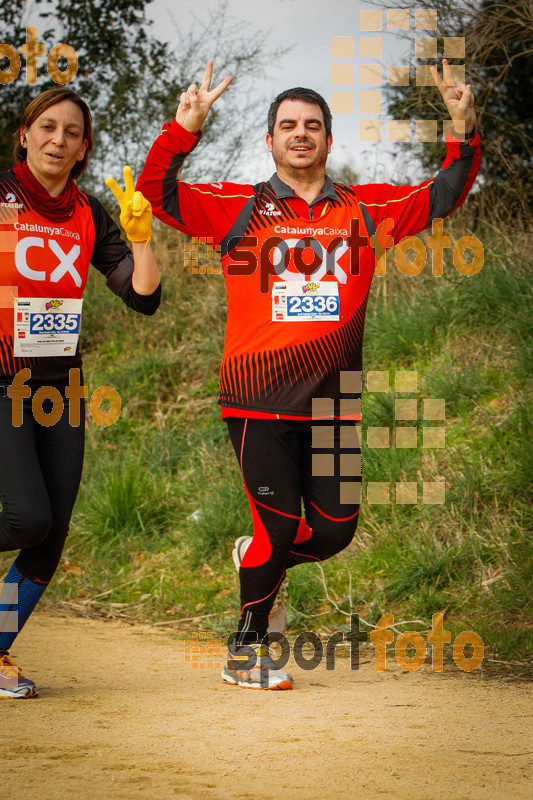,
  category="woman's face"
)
[21,99,88,195]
